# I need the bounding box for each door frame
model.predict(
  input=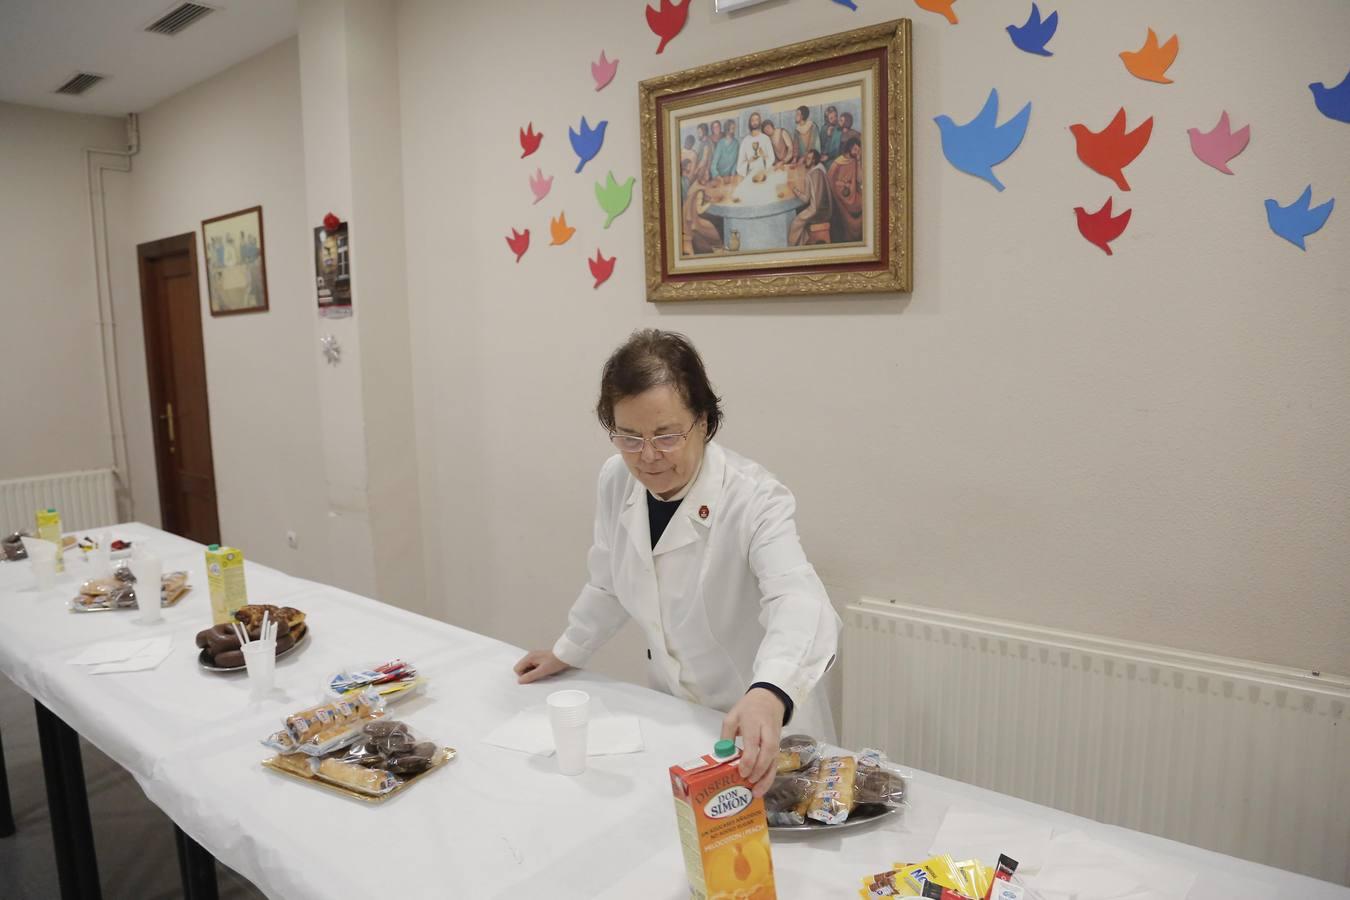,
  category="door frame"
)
[136,232,220,540]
